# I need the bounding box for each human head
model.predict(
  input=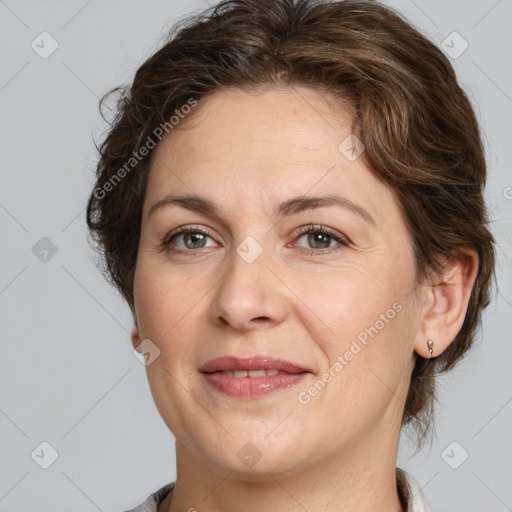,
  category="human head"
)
[86,0,495,448]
